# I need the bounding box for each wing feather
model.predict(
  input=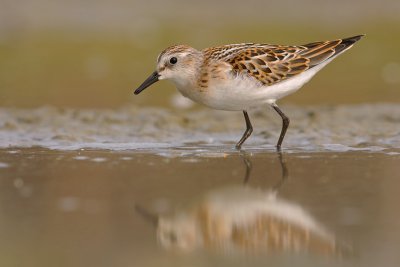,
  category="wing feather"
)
[203,36,361,86]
